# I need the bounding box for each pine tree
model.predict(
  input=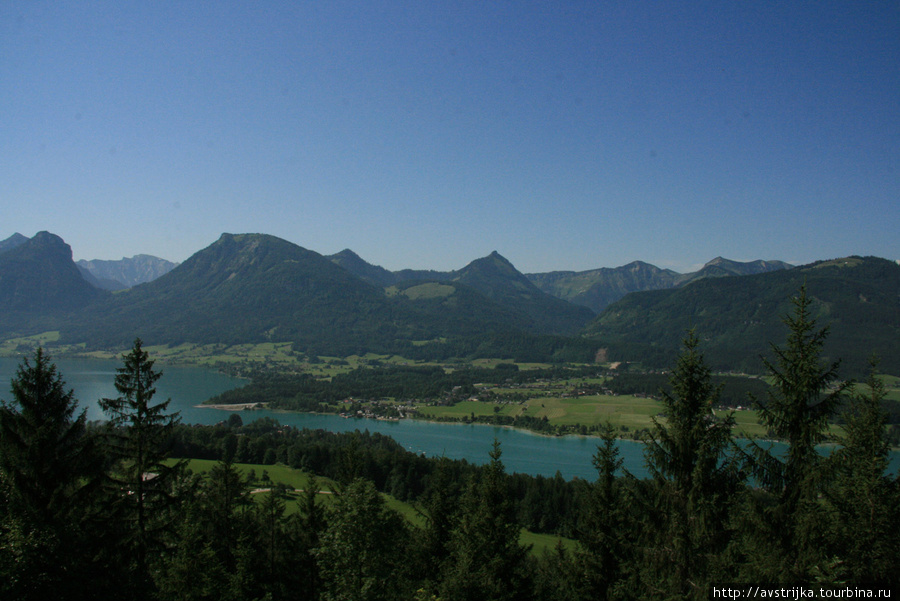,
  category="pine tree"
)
[315,478,411,601]
[291,474,326,601]
[0,348,102,600]
[203,459,252,570]
[825,357,900,583]
[641,330,738,599]
[416,456,462,596]
[742,287,850,581]
[440,440,532,601]
[156,460,256,600]
[534,541,583,601]
[255,489,287,595]
[100,338,184,587]
[577,422,630,601]
[154,502,233,601]
[0,348,98,523]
